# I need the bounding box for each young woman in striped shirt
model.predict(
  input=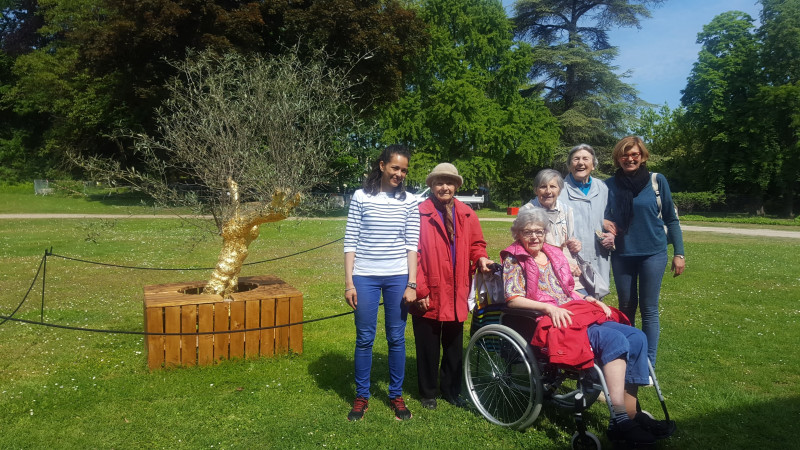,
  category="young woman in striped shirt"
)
[344,145,420,421]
